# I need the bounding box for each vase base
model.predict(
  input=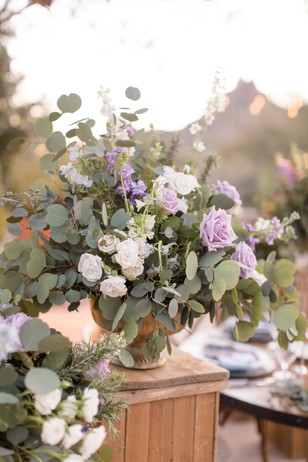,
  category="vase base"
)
[111,347,167,370]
